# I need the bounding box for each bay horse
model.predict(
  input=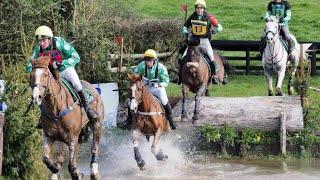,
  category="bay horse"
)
[262,16,311,96]
[29,56,104,180]
[180,37,225,123]
[128,73,170,170]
